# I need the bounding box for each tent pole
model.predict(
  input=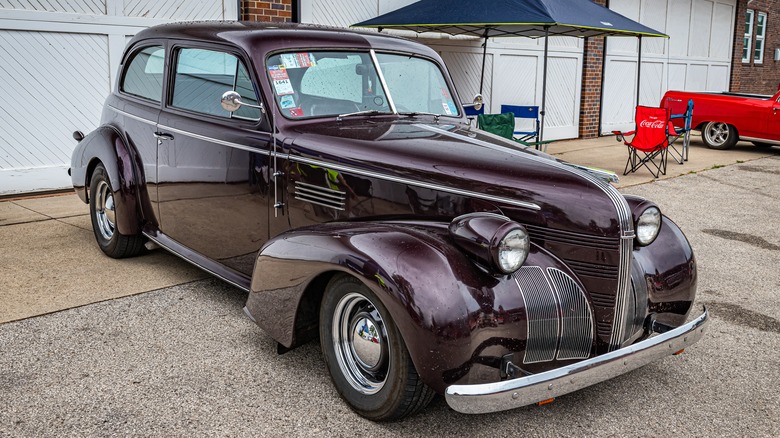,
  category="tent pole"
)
[540,26,549,144]
[636,35,642,106]
[479,29,489,95]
